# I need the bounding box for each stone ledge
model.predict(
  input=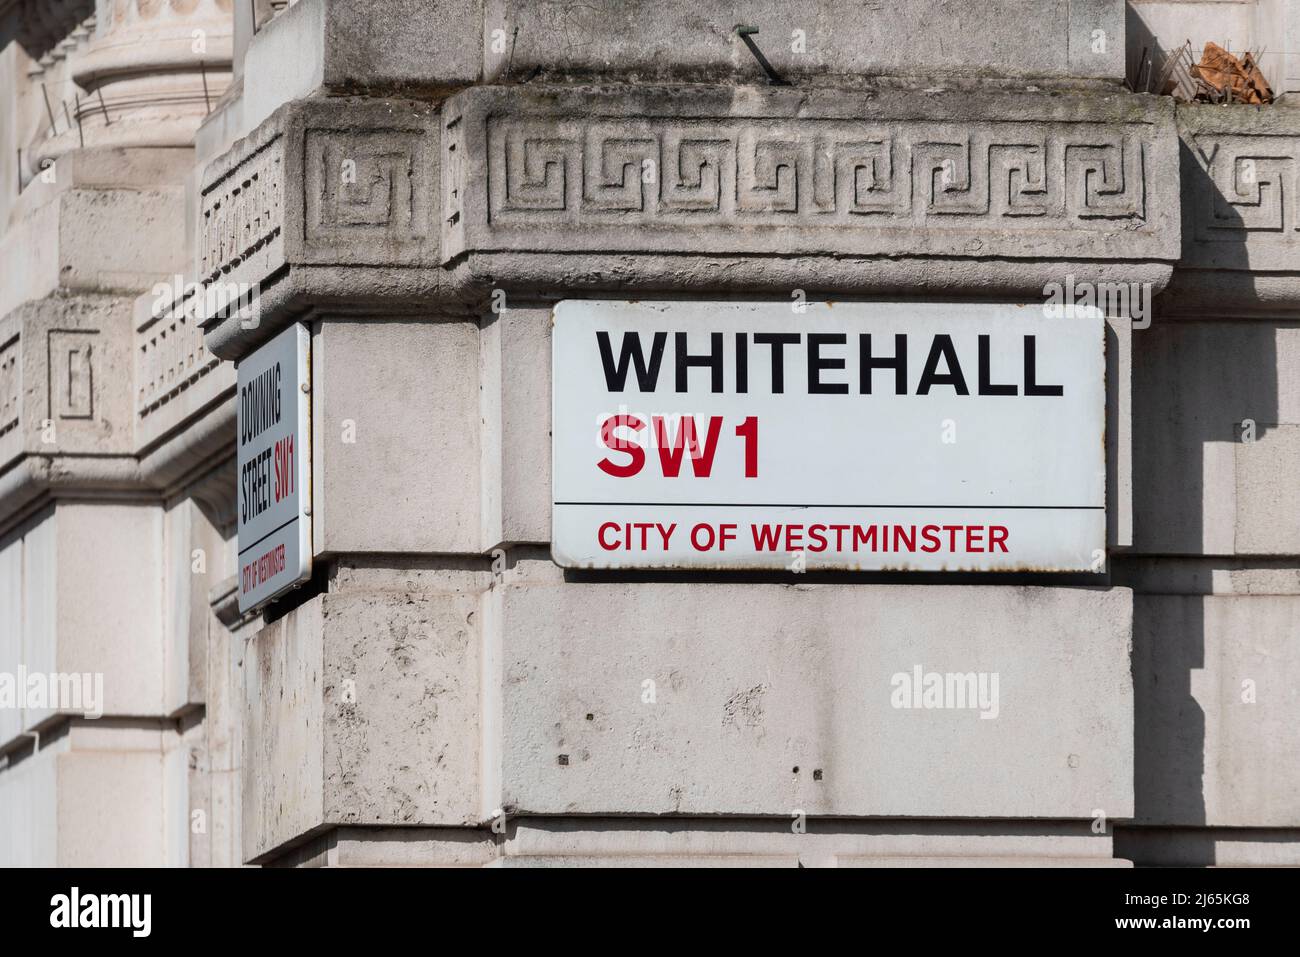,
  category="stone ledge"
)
[201,85,1181,362]
[0,293,235,537]
[244,0,1126,123]
[1116,825,1300,867]
[266,821,1125,868]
